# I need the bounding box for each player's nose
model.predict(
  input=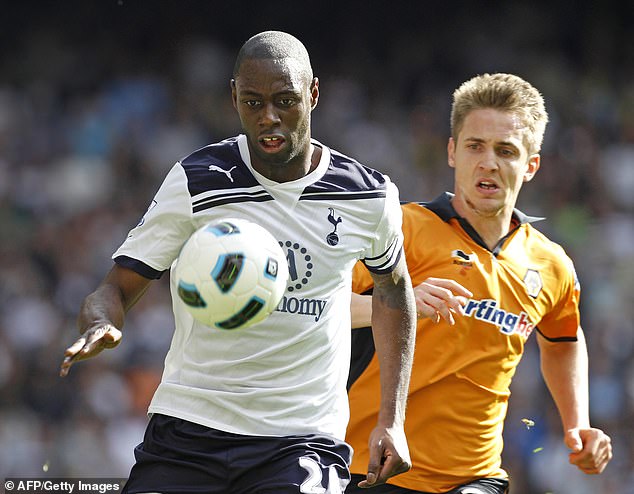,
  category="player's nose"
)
[478,149,499,170]
[258,103,281,126]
